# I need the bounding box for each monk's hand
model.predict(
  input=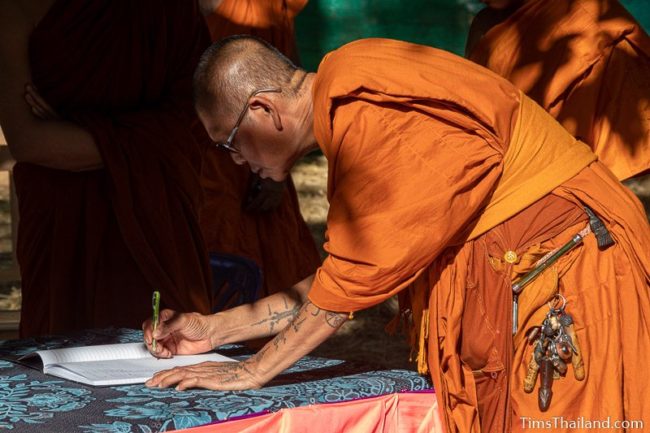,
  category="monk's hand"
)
[244,174,286,212]
[23,83,61,120]
[142,309,217,359]
[145,359,265,391]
